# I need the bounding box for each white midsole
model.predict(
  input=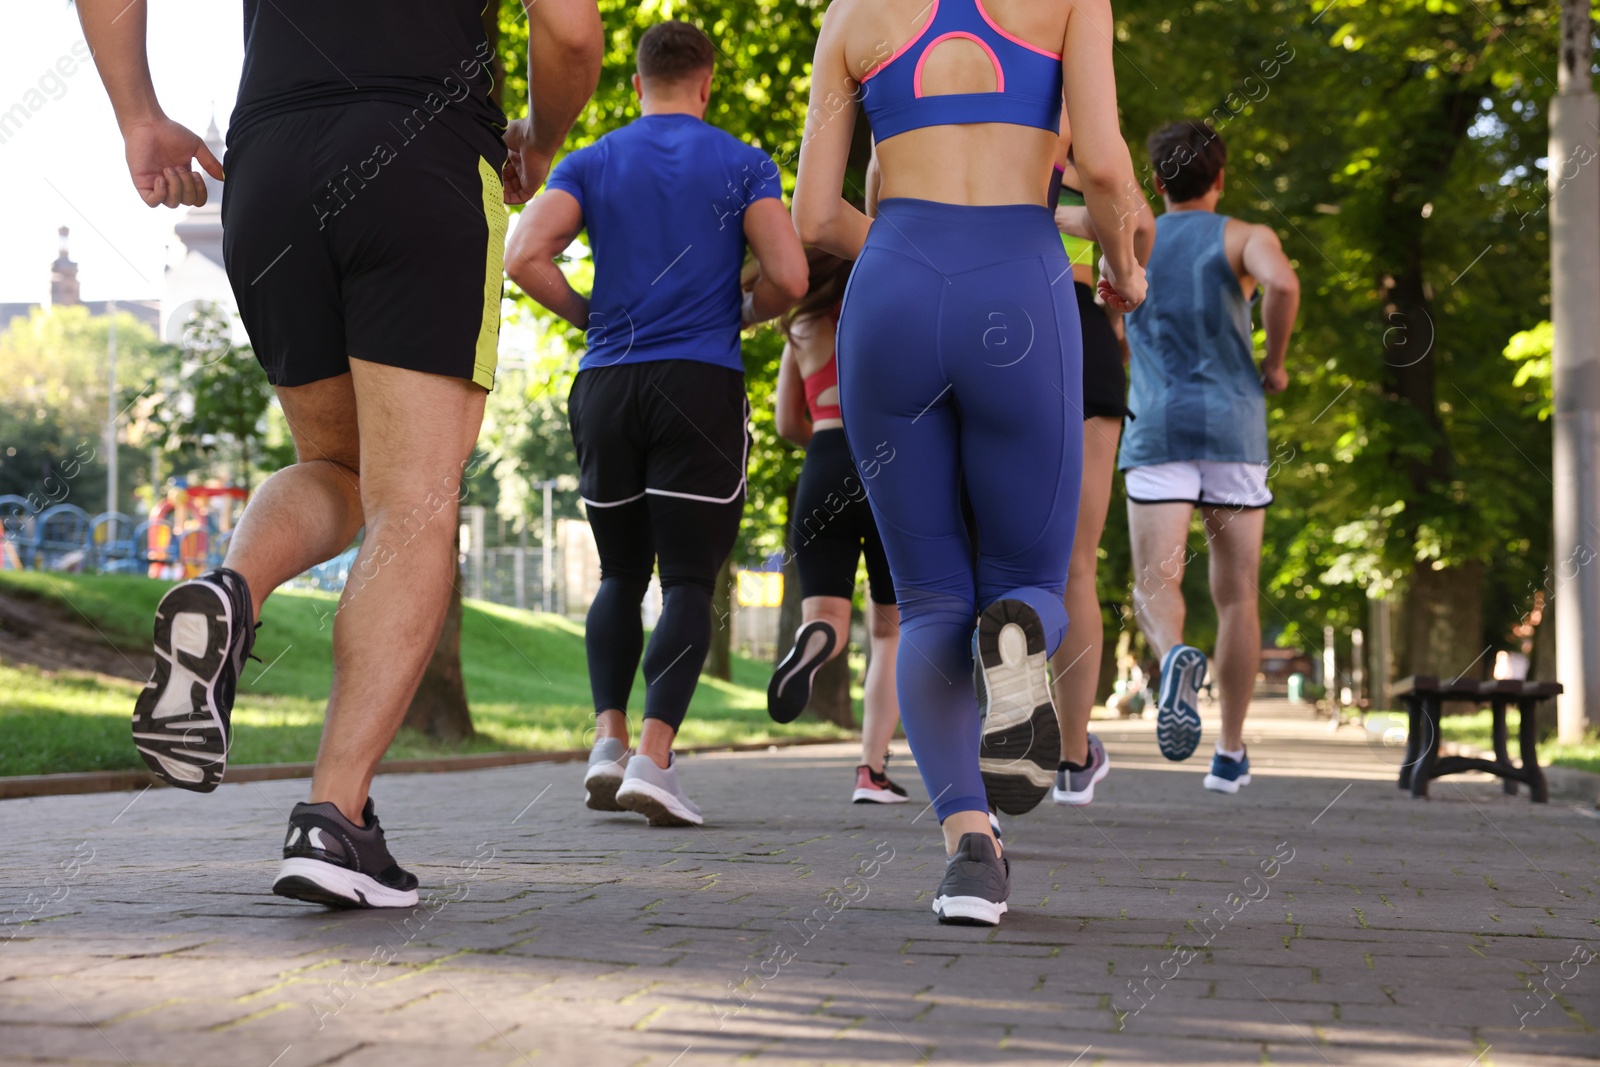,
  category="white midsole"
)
[852,787,909,804]
[584,760,626,786]
[1202,773,1252,794]
[274,857,419,908]
[616,777,703,826]
[978,757,1055,787]
[933,894,1008,924]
